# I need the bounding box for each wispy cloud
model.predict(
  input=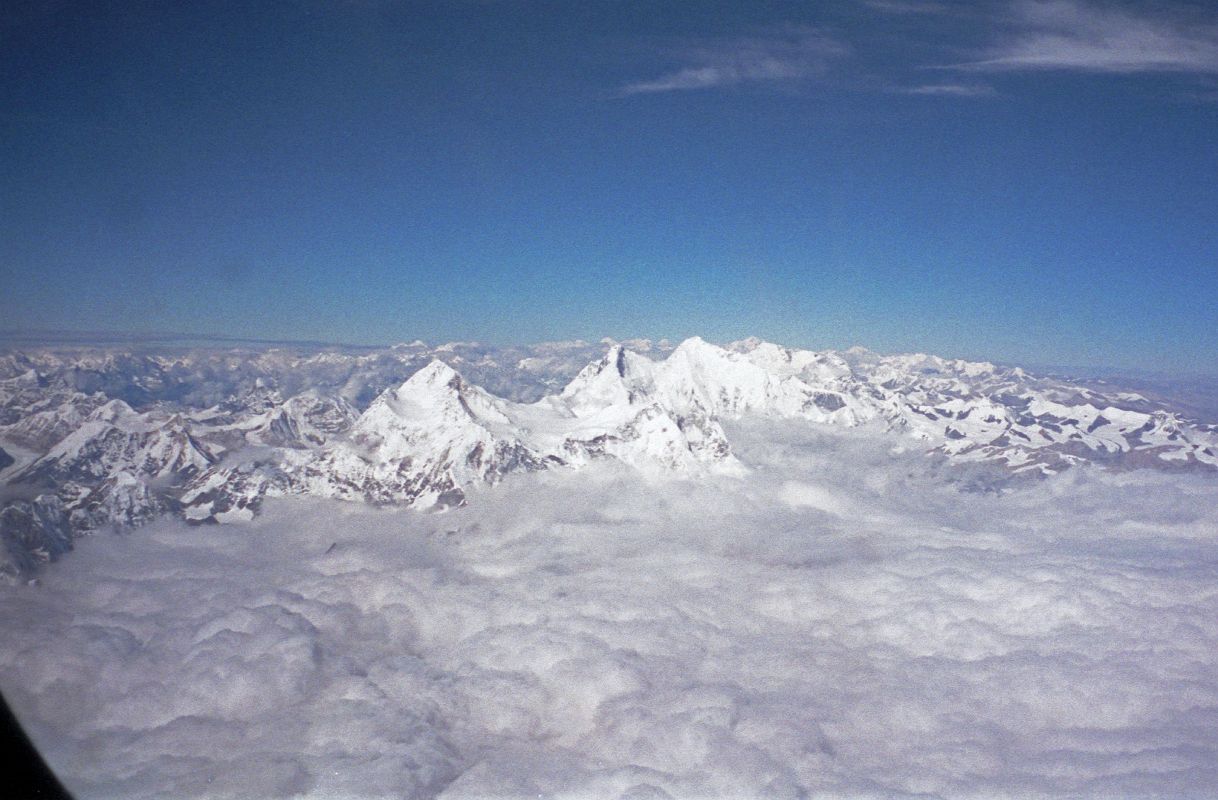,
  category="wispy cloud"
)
[860,0,949,14]
[619,27,849,95]
[898,82,997,96]
[956,0,1218,74]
